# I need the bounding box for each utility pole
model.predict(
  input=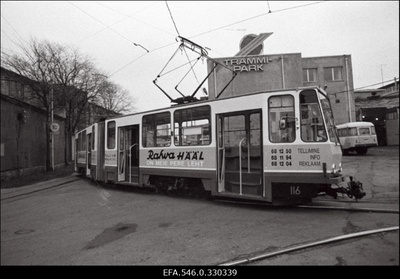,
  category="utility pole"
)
[51,84,54,171]
[380,65,386,86]
[345,56,352,122]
